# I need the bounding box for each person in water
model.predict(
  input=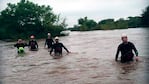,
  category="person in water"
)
[50,36,70,57]
[14,39,27,53]
[44,33,54,51]
[115,34,139,63]
[28,35,38,51]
